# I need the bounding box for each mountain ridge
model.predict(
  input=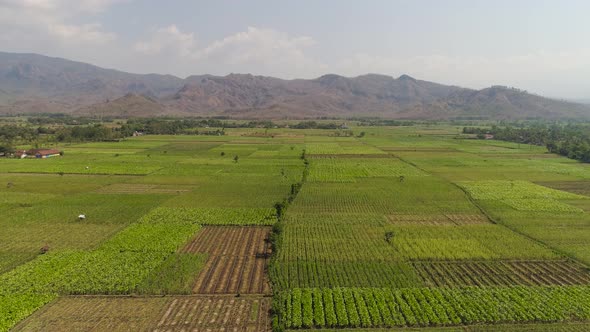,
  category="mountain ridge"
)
[0,51,588,120]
